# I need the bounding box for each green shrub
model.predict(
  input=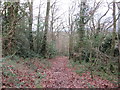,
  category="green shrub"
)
[47,41,57,58]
